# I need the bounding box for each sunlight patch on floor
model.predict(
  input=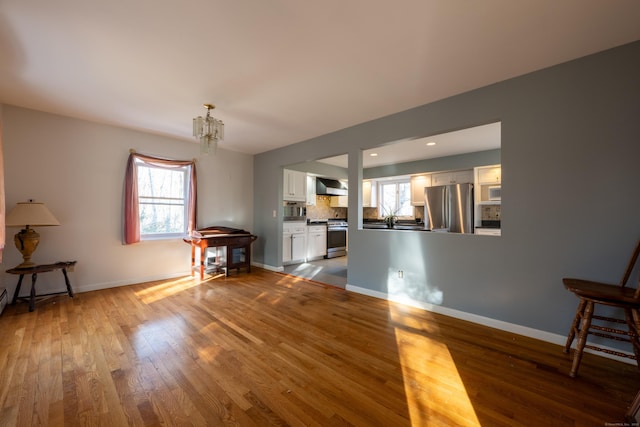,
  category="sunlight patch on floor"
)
[389,304,480,426]
[288,262,323,280]
[135,276,202,304]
